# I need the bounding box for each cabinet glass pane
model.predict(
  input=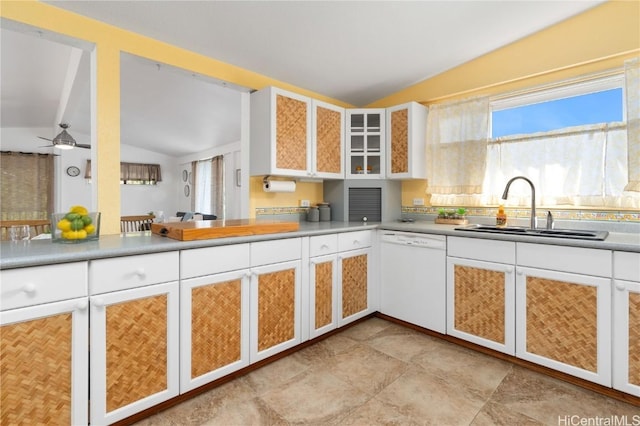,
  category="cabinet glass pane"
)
[351,135,364,152]
[366,114,381,130]
[350,114,364,130]
[351,156,365,175]
[366,156,381,175]
[367,135,380,152]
